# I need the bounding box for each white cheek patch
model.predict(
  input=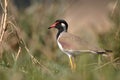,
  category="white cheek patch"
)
[61,23,66,30]
[61,23,66,27]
